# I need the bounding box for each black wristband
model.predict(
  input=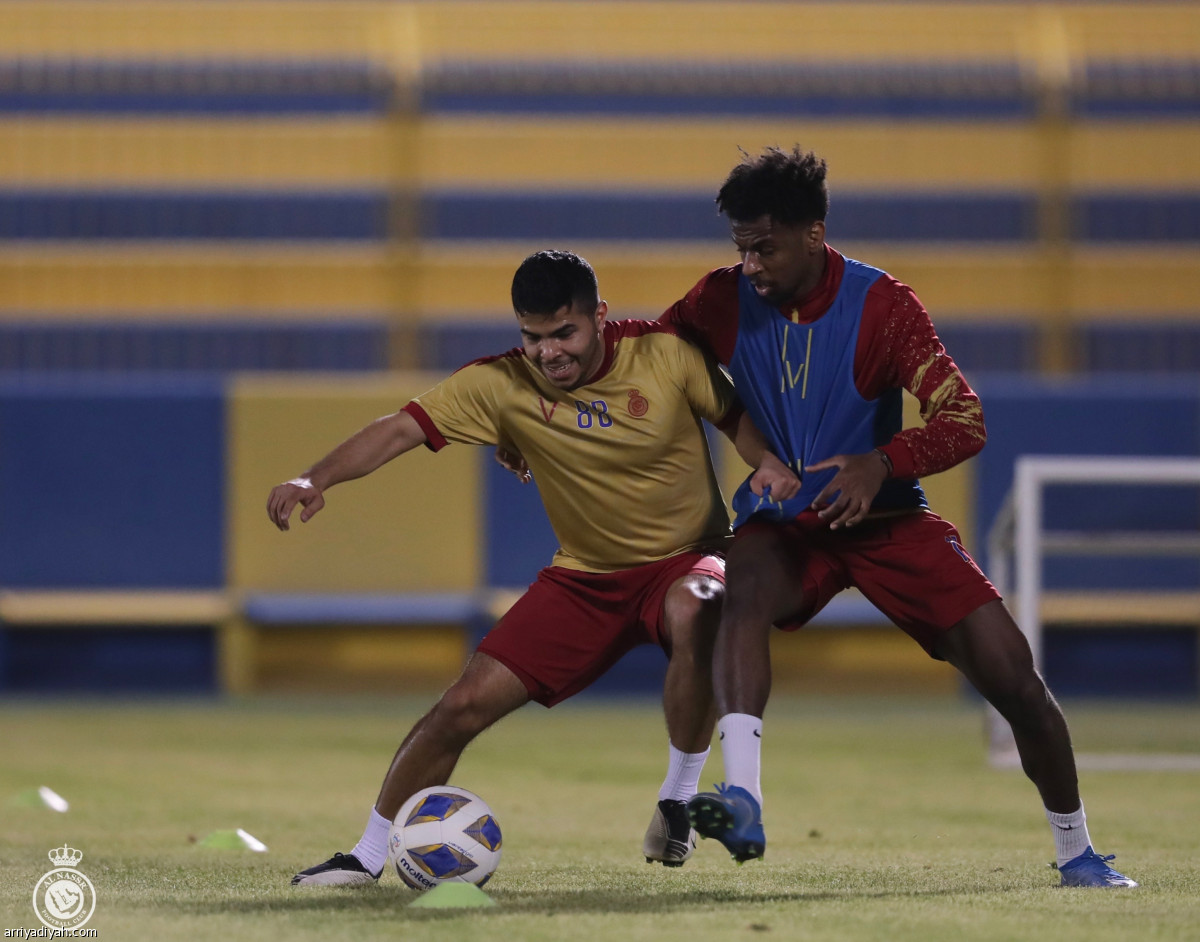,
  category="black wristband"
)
[872,448,893,477]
